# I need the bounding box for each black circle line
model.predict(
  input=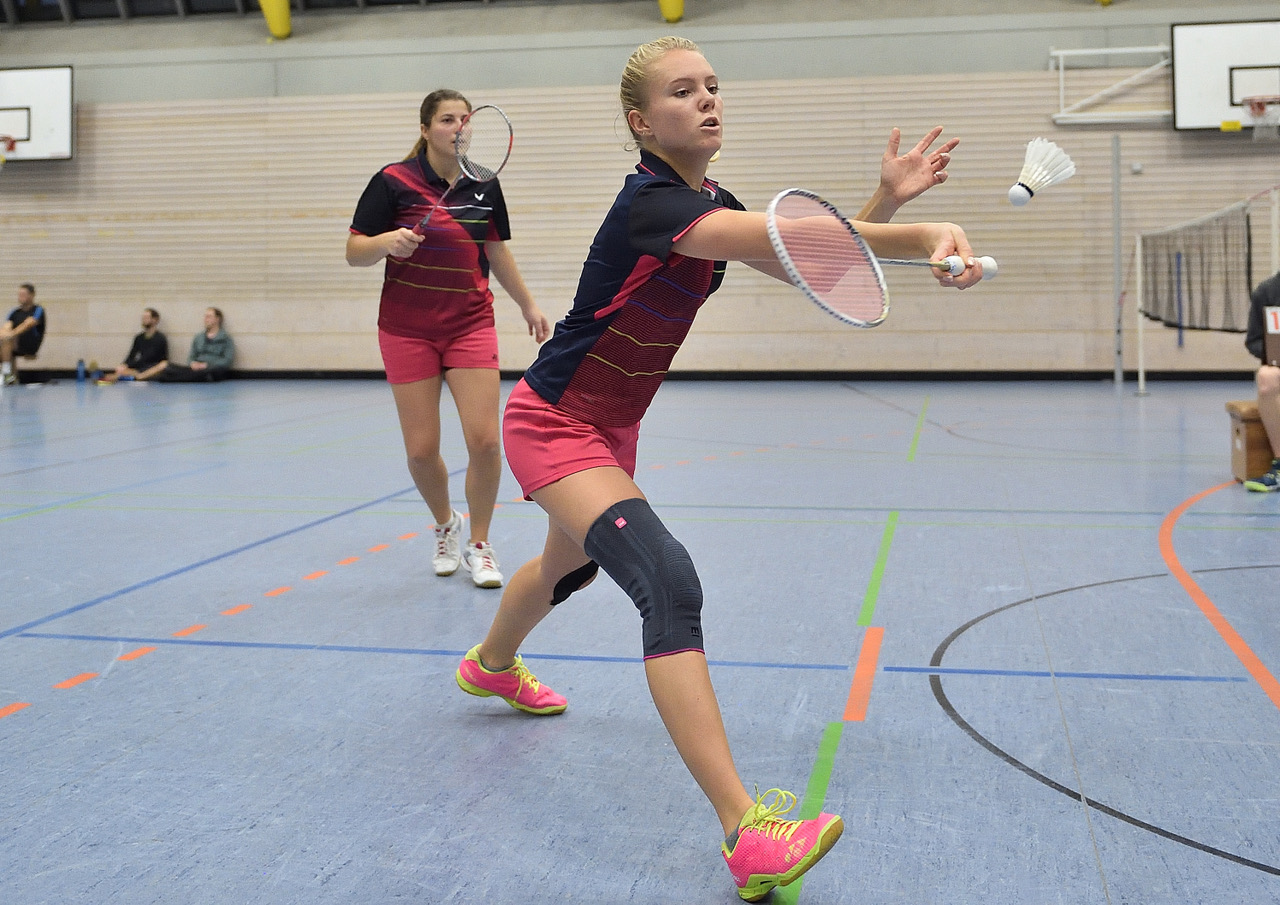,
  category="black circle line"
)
[928,565,1280,876]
